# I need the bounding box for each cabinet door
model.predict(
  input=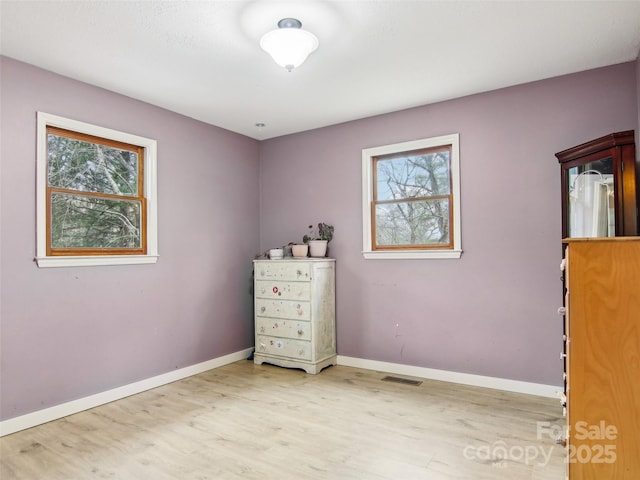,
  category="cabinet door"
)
[563,155,615,238]
[567,240,640,479]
